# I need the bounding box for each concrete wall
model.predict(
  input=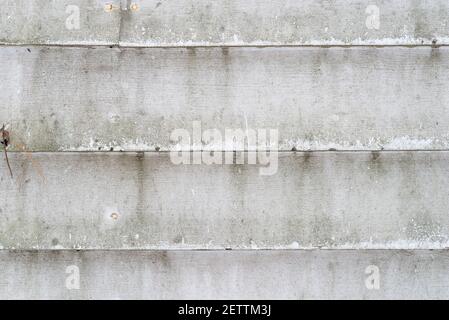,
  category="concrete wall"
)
[1,46,449,151]
[1,0,448,299]
[1,250,449,299]
[2,0,449,46]
[1,151,449,250]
